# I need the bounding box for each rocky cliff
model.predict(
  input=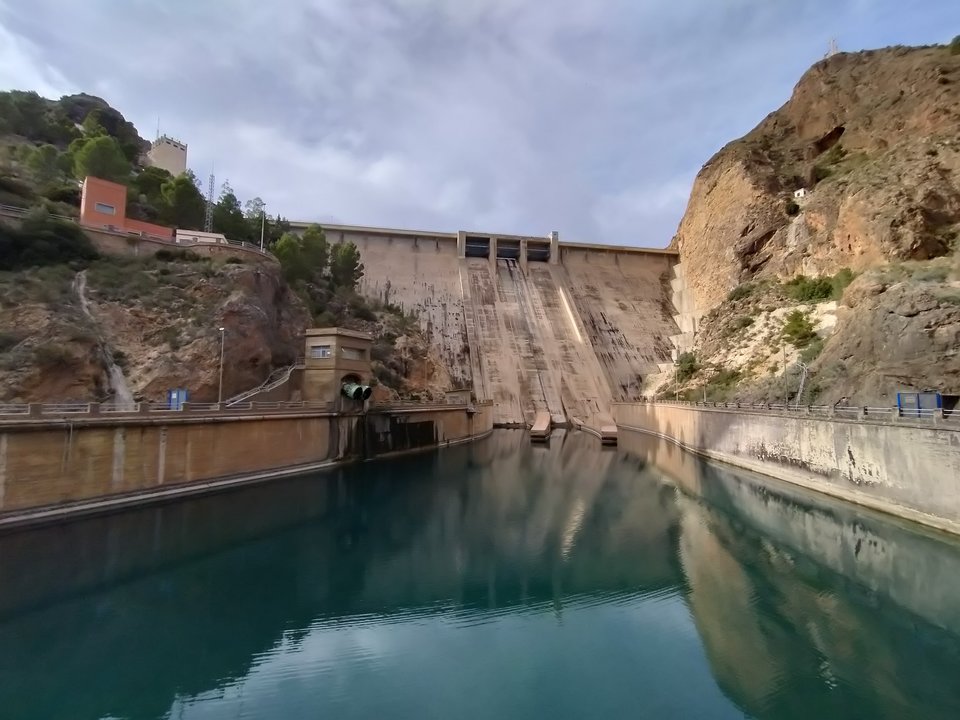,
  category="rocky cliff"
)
[669,42,960,404]
[675,44,960,312]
